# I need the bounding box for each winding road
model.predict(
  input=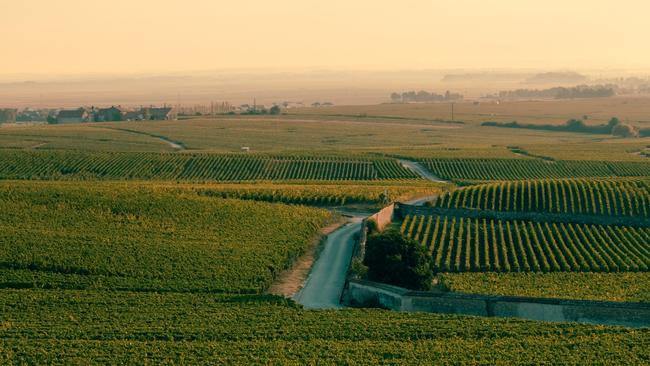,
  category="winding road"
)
[295,159,445,309]
[398,159,447,182]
